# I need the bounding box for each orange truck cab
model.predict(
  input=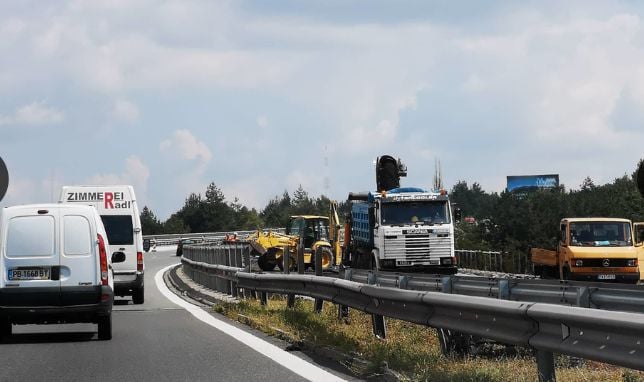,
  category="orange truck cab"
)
[531,218,641,283]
